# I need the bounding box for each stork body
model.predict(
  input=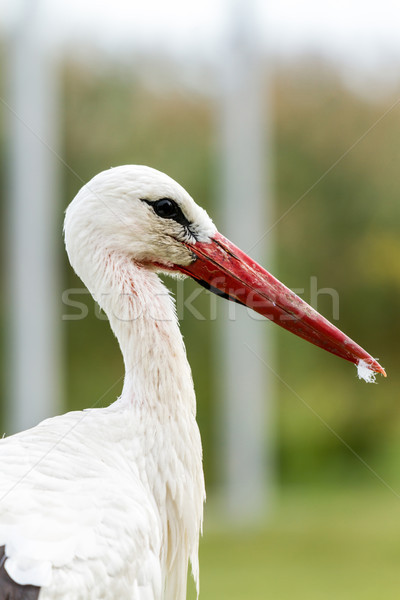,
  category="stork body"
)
[0,255,204,600]
[0,167,210,599]
[0,166,384,599]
